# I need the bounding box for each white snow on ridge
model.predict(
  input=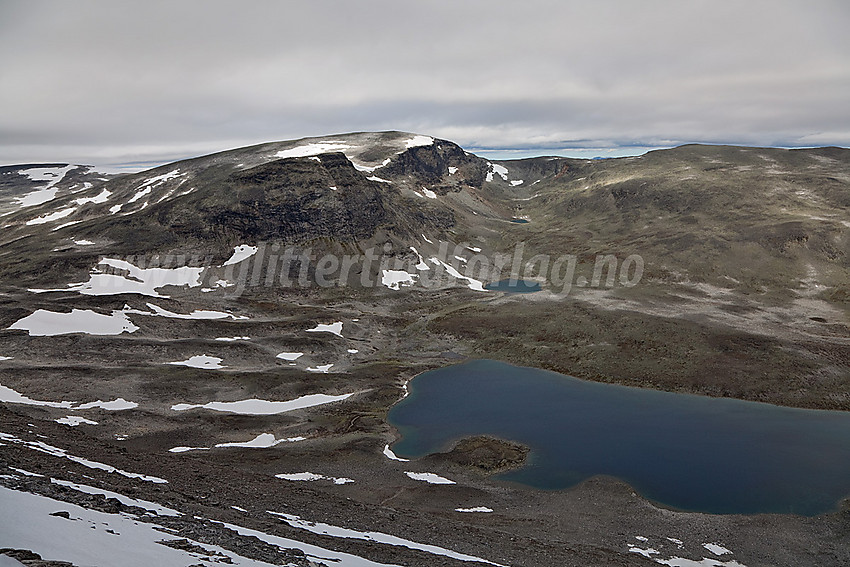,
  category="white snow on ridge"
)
[405,135,435,148]
[448,166,458,175]
[268,511,506,567]
[510,180,524,186]
[168,355,225,369]
[222,244,259,266]
[216,336,251,342]
[275,141,353,159]
[14,165,77,207]
[421,188,437,199]
[73,188,111,206]
[126,186,151,204]
[26,207,77,225]
[353,157,392,172]
[9,309,139,336]
[137,169,183,188]
[306,364,334,373]
[455,507,493,513]
[367,175,392,183]
[0,431,167,483]
[381,269,417,290]
[74,239,95,245]
[171,392,354,415]
[19,165,76,184]
[405,471,455,485]
[306,321,344,337]
[0,356,12,361]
